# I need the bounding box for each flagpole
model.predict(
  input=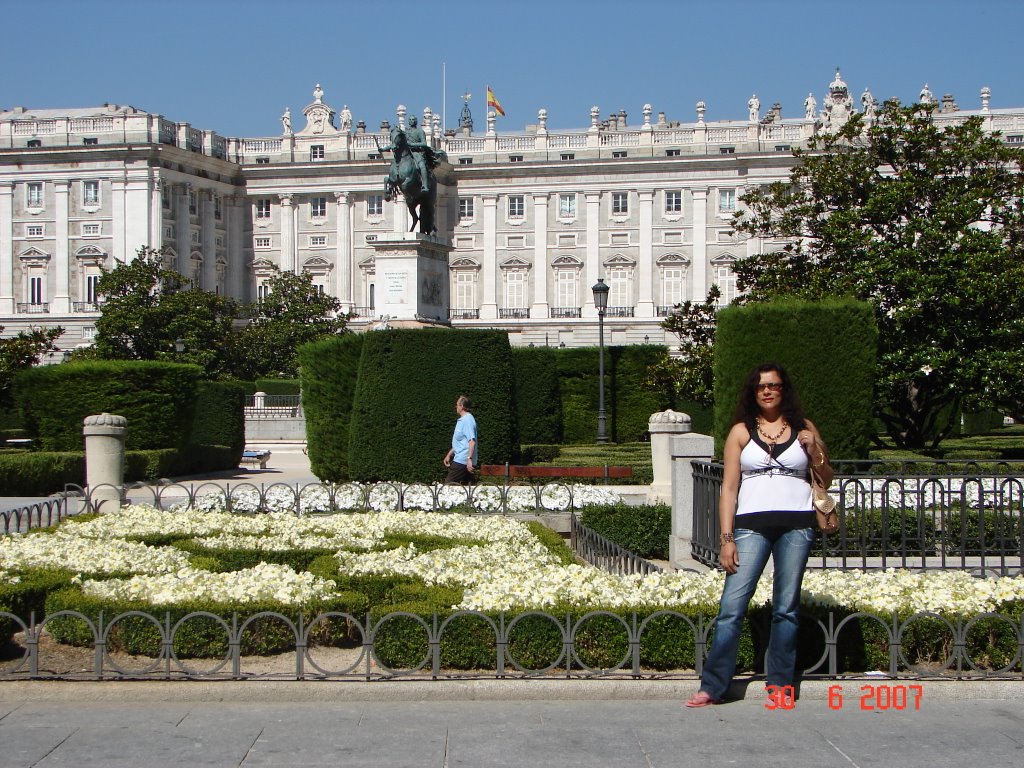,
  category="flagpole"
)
[442,61,446,133]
